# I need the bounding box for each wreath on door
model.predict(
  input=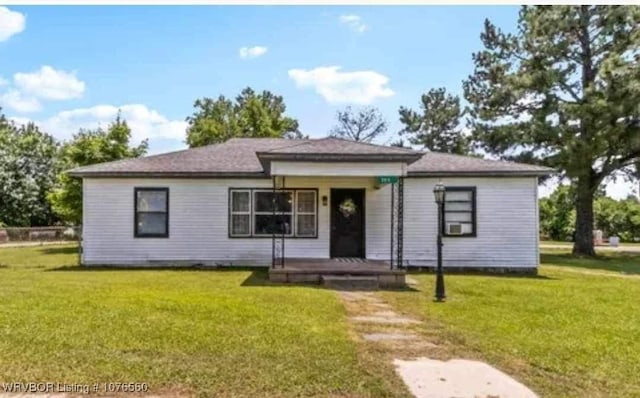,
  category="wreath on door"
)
[339,198,357,218]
